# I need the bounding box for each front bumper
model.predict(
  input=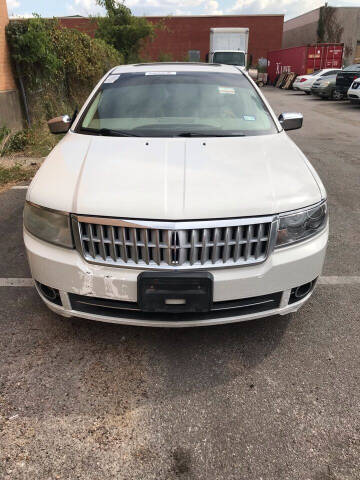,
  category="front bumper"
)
[311,86,332,97]
[348,88,360,101]
[295,84,311,92]
[25,226,328,327]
